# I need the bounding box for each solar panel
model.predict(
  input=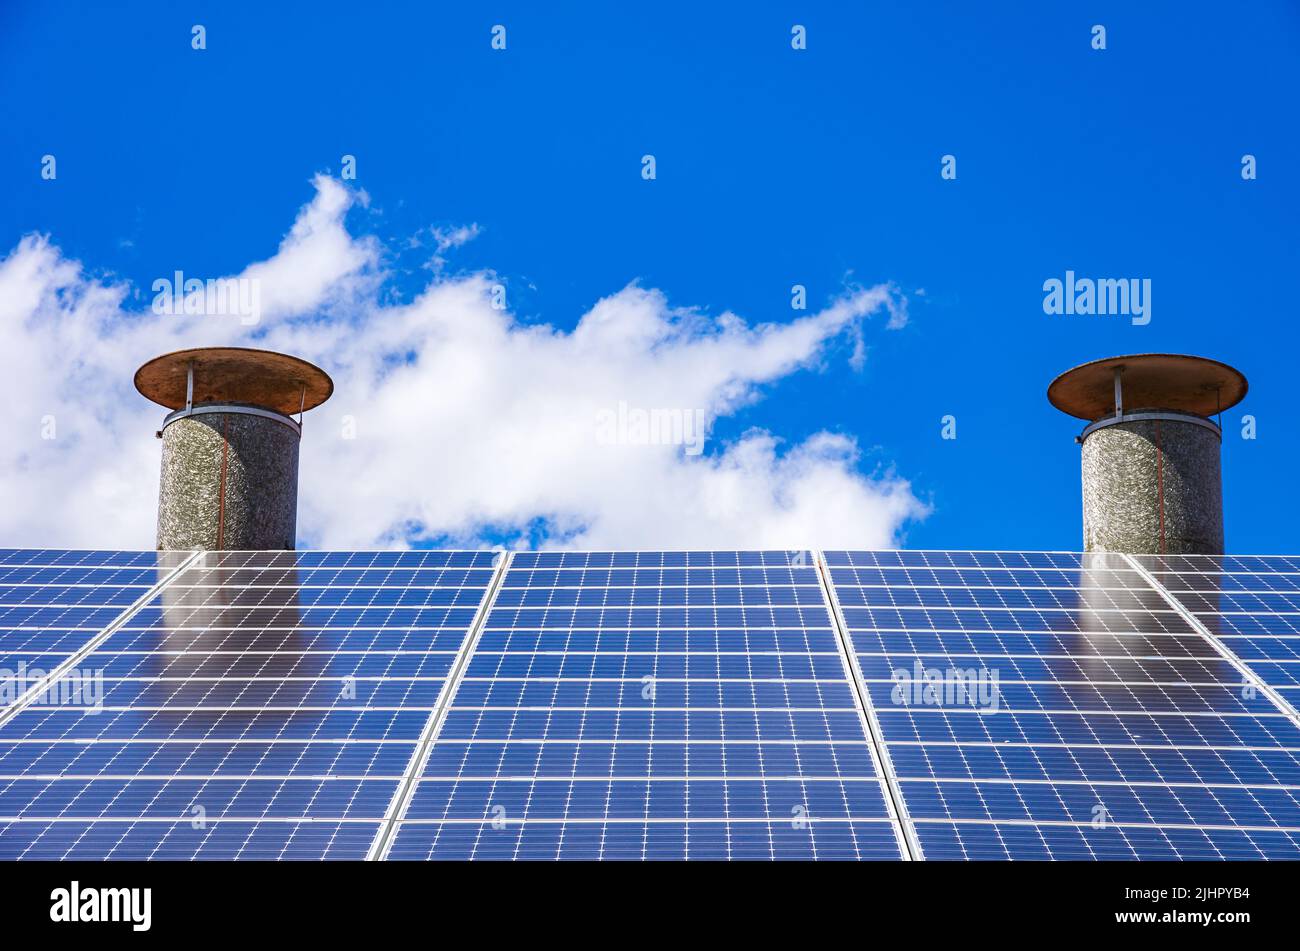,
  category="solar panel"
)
[2,547,1300,860]
[0,550,497,859]
[0,550,186,696]
[1134,554,1300,709]
[823,550,1300,860]
[382,551,909,860]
